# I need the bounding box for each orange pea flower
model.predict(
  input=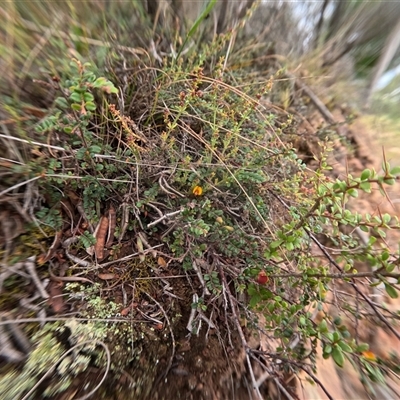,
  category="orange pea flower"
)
[193,186,203,196]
